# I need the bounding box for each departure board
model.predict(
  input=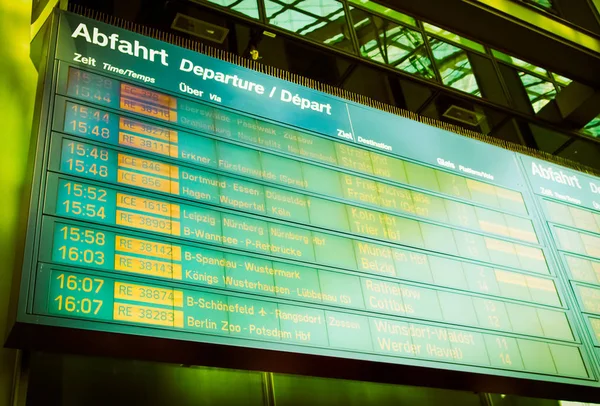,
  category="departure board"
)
[9,10,600,399]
